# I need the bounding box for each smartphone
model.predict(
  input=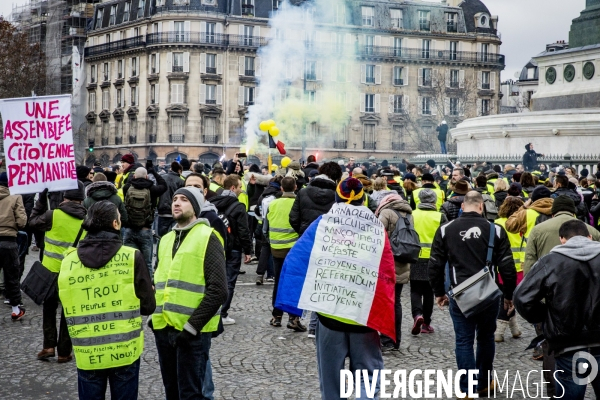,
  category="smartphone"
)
[146,160,153,169]
[237,153,247,158]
